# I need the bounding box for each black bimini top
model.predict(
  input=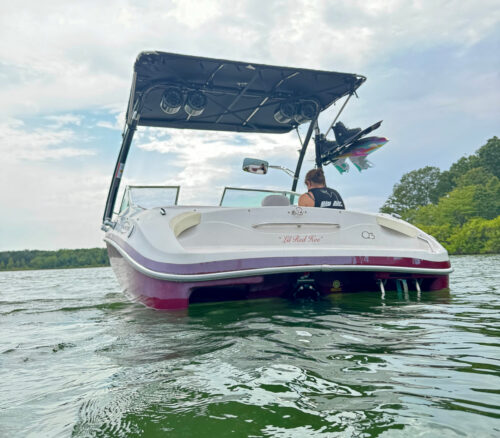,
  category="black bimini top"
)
[126,51,366,134]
